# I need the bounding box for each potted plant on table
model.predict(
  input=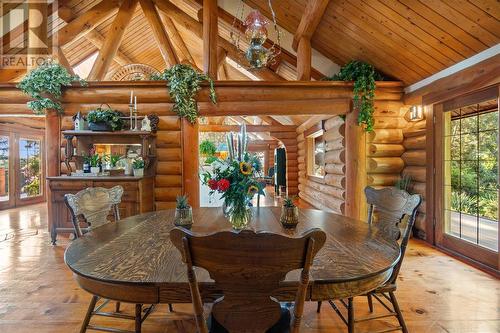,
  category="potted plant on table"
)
[132,157,145,177]
[104,154,124,176]
[87,154,101,175]
[87,105,124,131]
[174,195,193,229]
[280,197,299,228]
